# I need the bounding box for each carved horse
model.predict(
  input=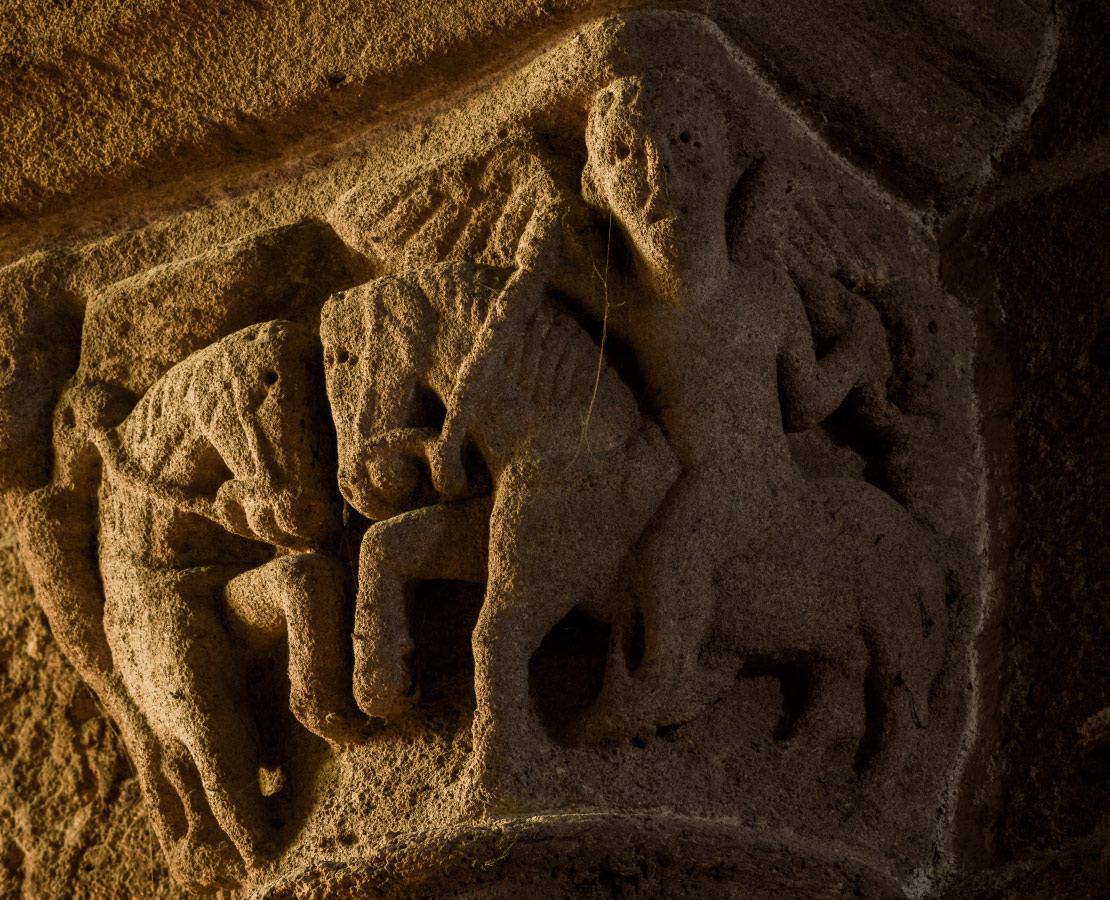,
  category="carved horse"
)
[92,320,360,870]
[320,260,680,803]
